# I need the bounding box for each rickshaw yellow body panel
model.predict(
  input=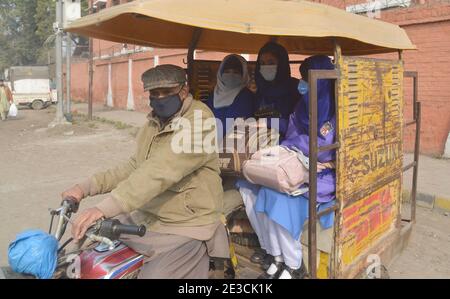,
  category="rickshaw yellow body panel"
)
[335,56,404,277]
